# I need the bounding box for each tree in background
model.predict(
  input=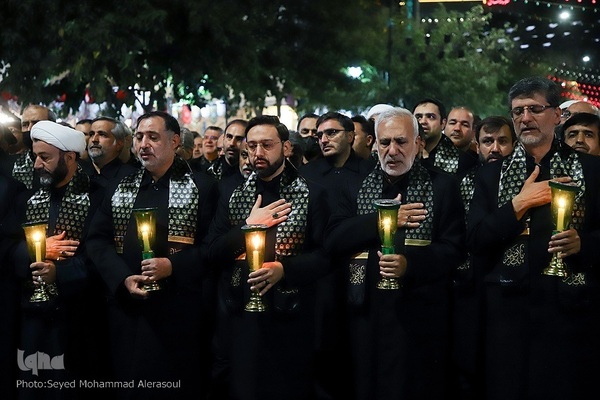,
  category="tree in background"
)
[0,1,545,119]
